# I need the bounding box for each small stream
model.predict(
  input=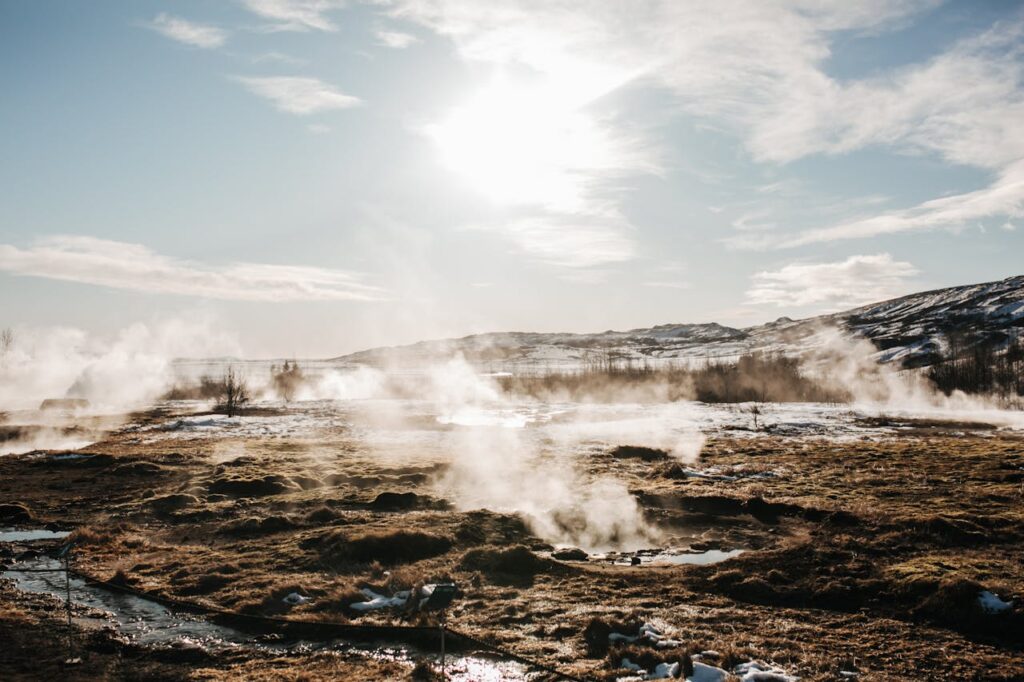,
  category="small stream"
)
[1,534,530,681]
